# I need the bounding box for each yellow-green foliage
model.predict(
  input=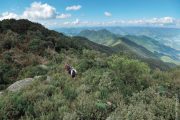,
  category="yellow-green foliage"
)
[0,49,179,120]
[0,19,179,120]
